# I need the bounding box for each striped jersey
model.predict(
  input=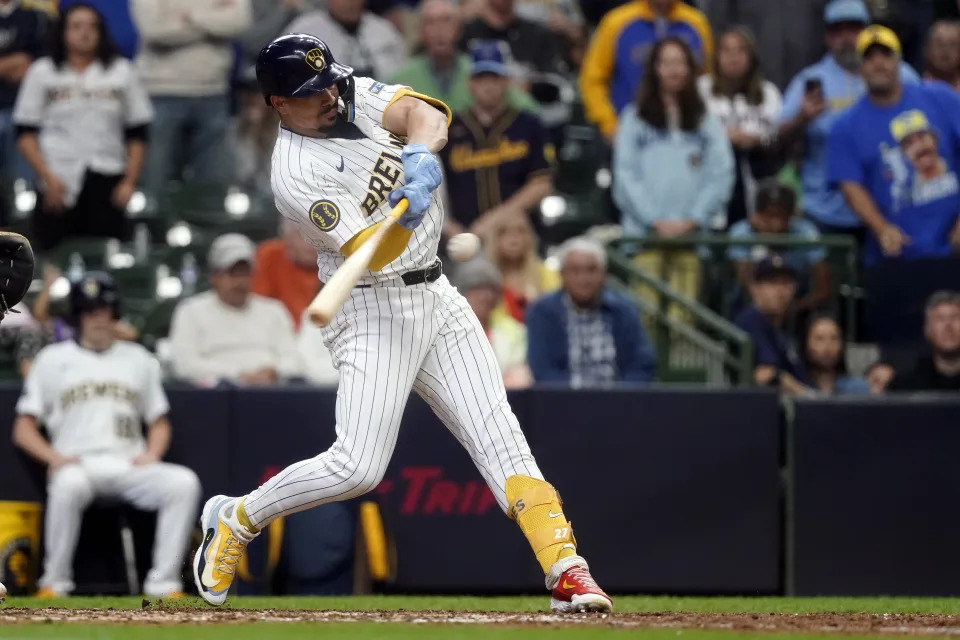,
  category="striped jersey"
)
[271,76,452,285]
